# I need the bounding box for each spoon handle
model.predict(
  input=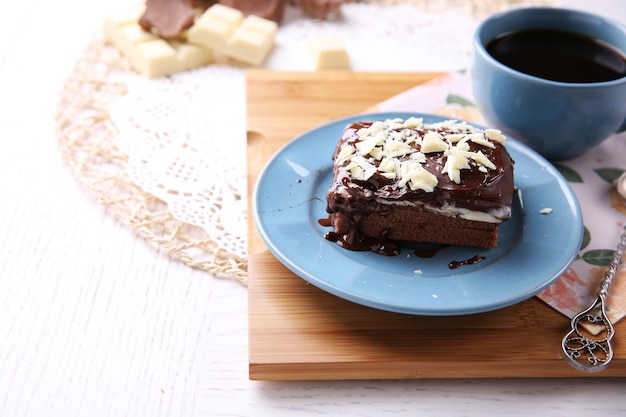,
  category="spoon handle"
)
[561,224,626,373]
